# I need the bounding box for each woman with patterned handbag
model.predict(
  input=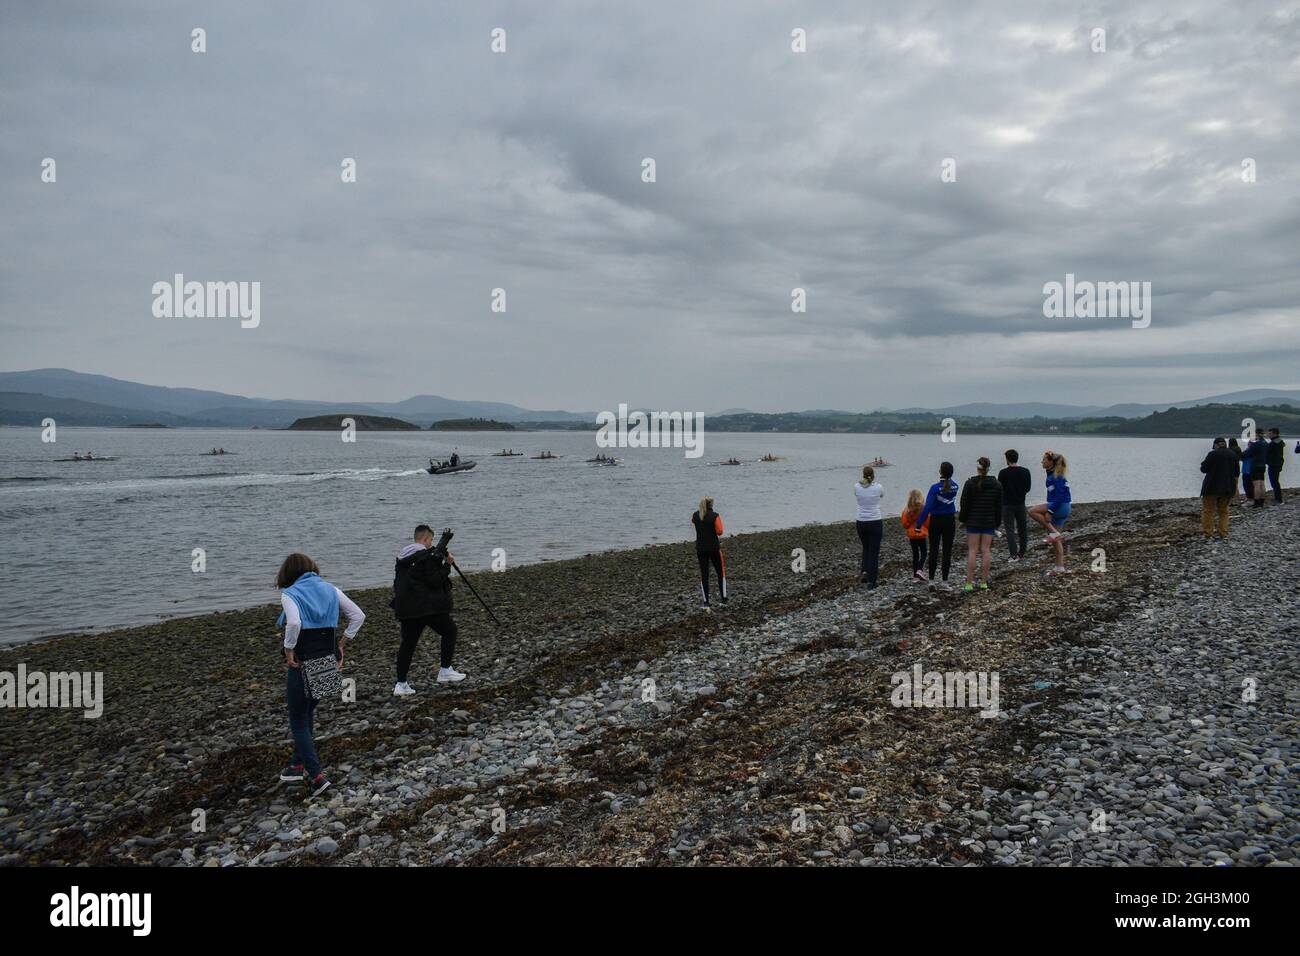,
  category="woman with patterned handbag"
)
[275,553,366,797]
